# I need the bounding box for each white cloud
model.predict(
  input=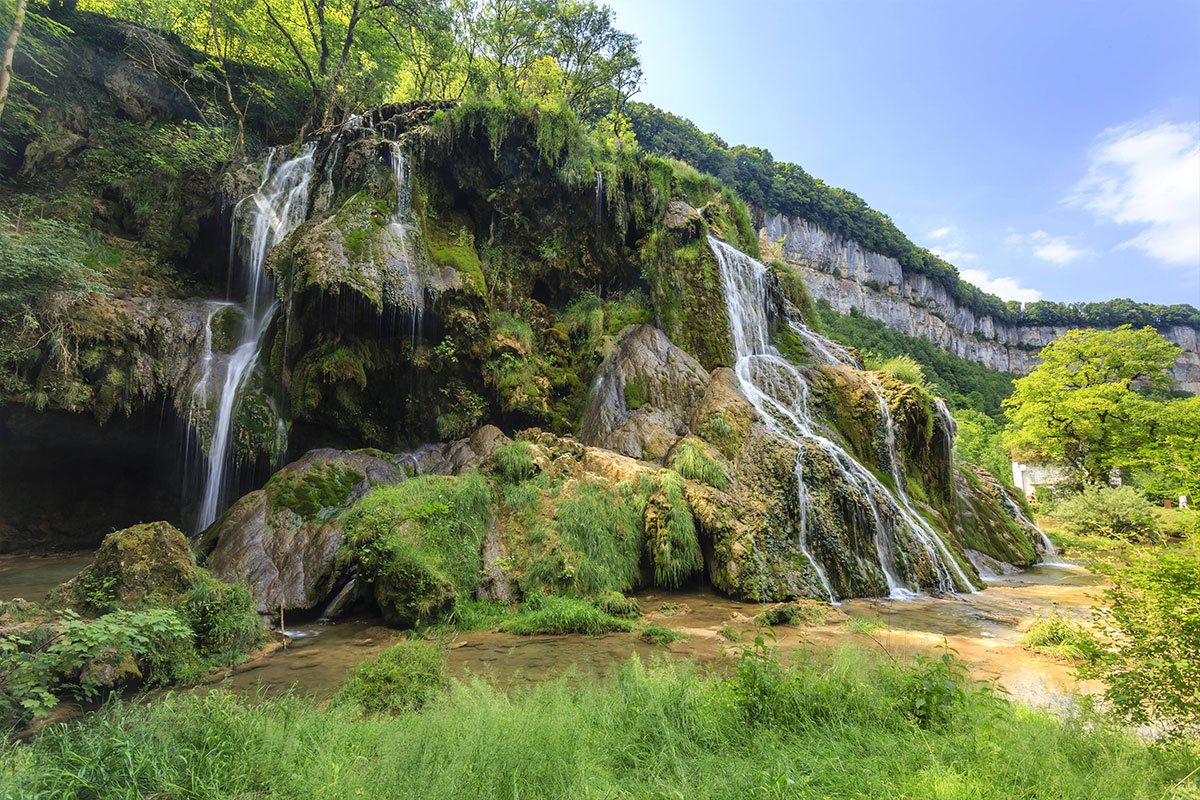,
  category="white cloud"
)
[1008,230,1089,265]
[924,225,976,262]
[1068,120,1200,266]
[959,269,1043,303]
